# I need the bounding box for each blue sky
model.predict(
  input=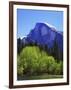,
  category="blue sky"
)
[17,9,63,38]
